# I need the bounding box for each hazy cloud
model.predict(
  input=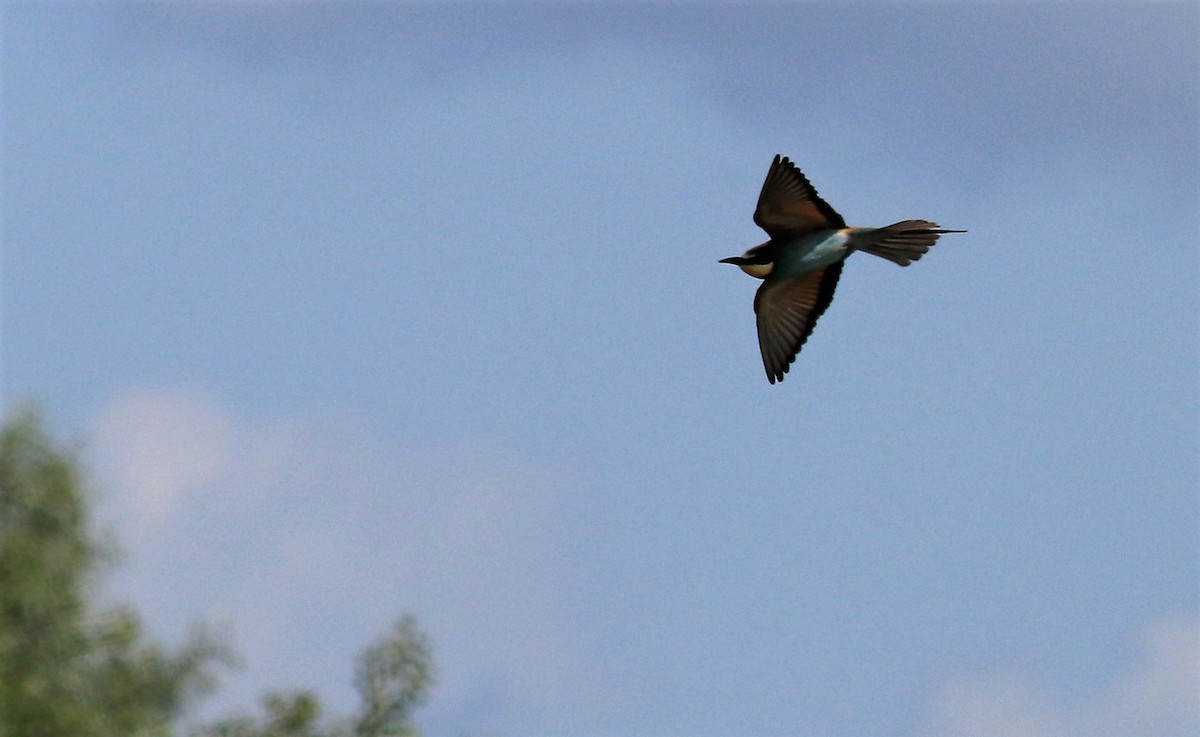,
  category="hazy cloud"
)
[88,386,580,732]
[920,619,1200,737]
[90,387,237,539]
